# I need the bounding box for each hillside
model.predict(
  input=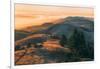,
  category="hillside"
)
[44,16,94,43]
[15,16,94,65]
